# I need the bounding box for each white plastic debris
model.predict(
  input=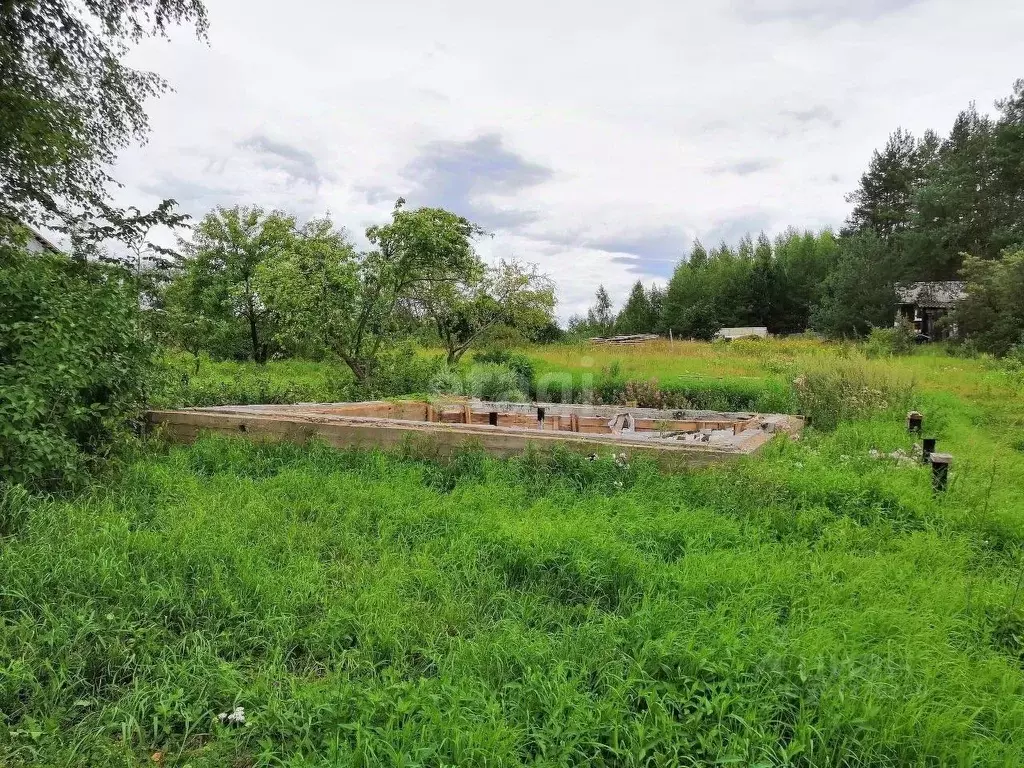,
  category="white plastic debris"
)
[868,448,916,465]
